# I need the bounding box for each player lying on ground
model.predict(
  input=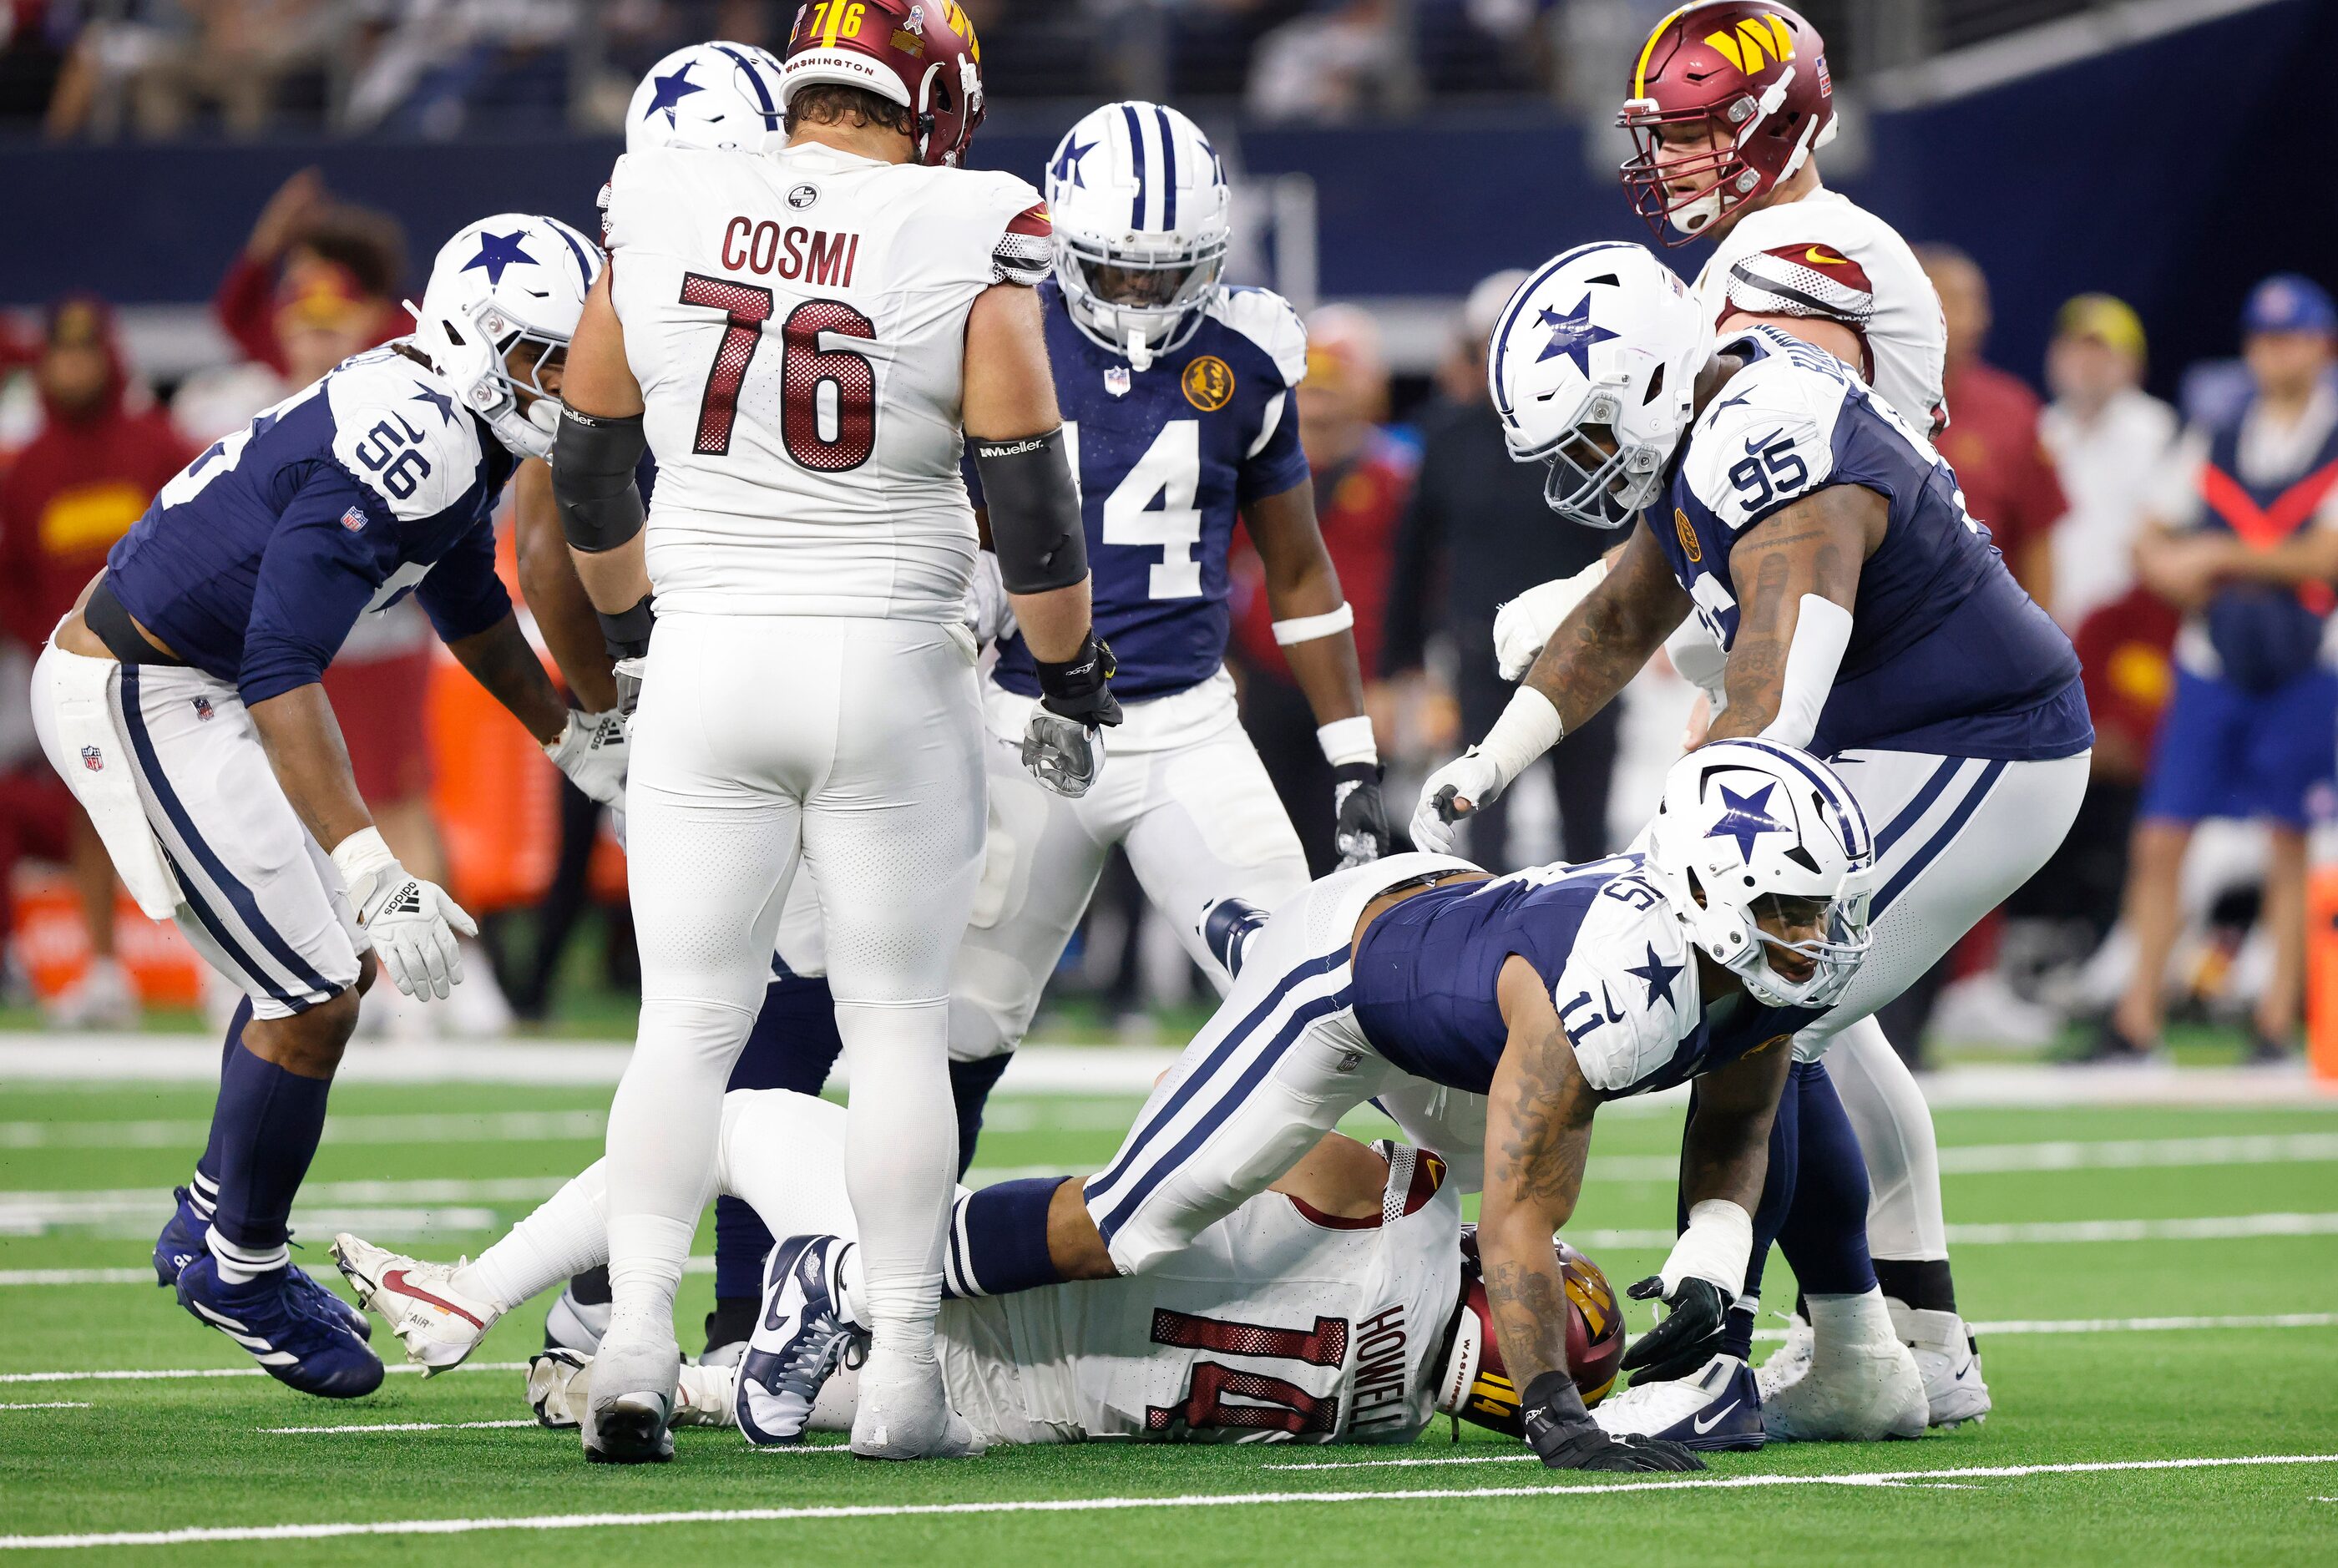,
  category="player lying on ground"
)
[29,214,627,1399]
[1417,241,2093,1439]
[742,741,1915,1464]
[331,1088,1633,1454]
